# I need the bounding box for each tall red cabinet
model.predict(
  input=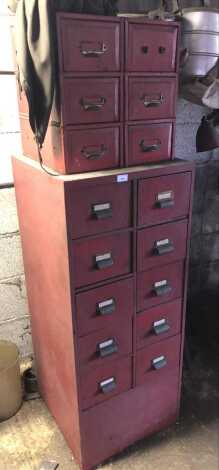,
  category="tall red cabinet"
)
[13,13,195,470]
